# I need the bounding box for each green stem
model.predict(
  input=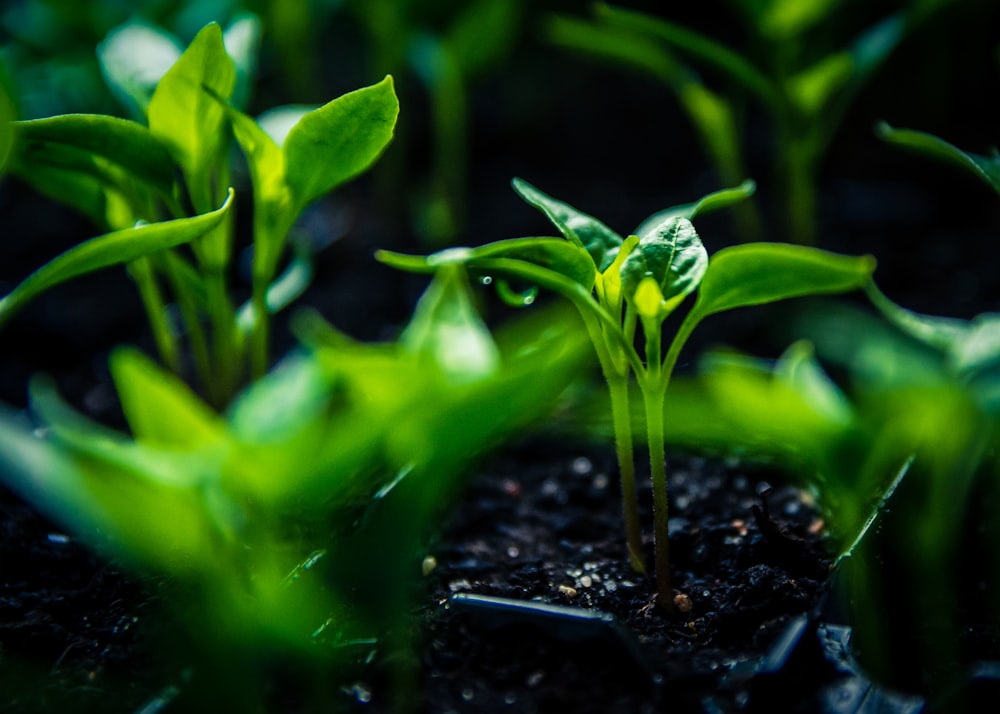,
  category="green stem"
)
[607,374,646,574]
[205,268,239,406]
[249,278,270,381]
[160,252,212,396]
[642,380,672,611]
[128,257,179,374]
